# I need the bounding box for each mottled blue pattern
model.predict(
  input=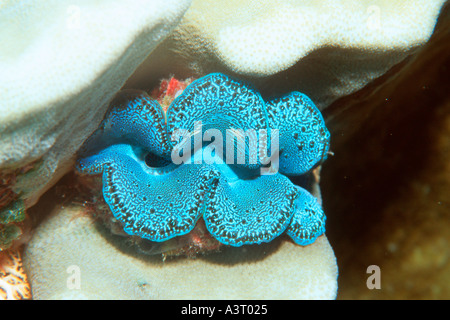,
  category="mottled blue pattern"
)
[287,187,326,245]
[167,74,267,169]
[77,144,219,241]
[266,92,330,175]
[204,169,298,246]
[79,90,171,159]
[76,73,330,247]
